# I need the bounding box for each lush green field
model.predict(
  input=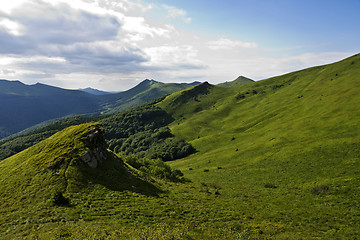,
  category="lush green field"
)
[164,53,360,238]
[1,54,360,239]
